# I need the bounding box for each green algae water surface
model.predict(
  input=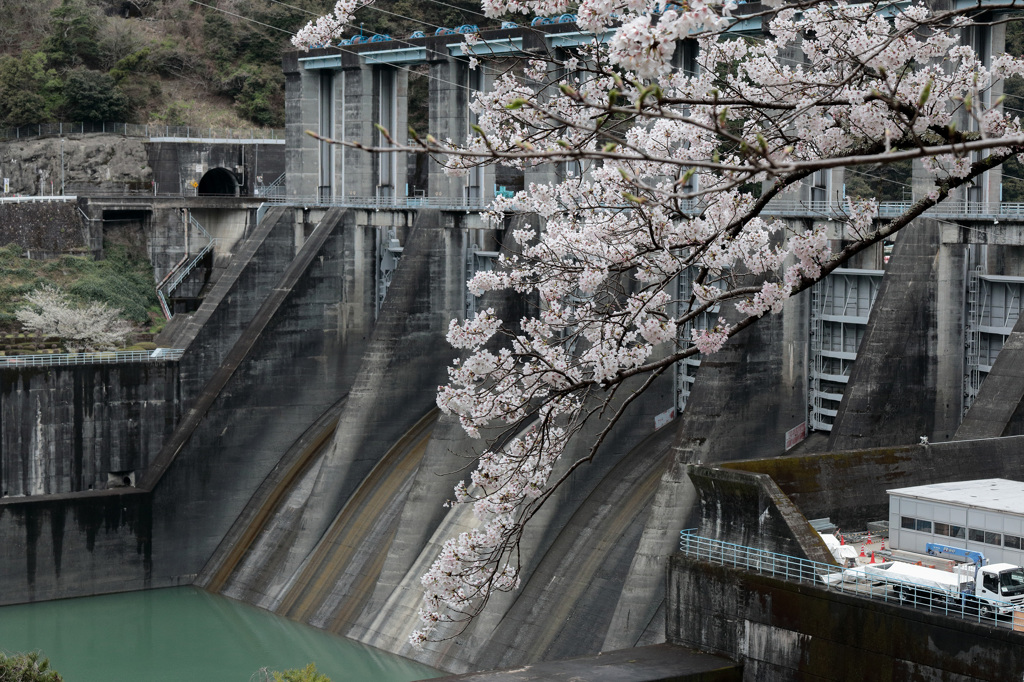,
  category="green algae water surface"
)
[0,587,439,682]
